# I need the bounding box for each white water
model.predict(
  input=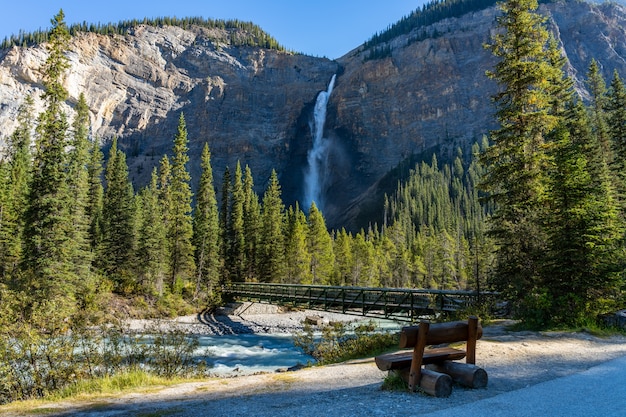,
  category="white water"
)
[304,74,337,212]
[197,317,402,376]
[199,333,313,376]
